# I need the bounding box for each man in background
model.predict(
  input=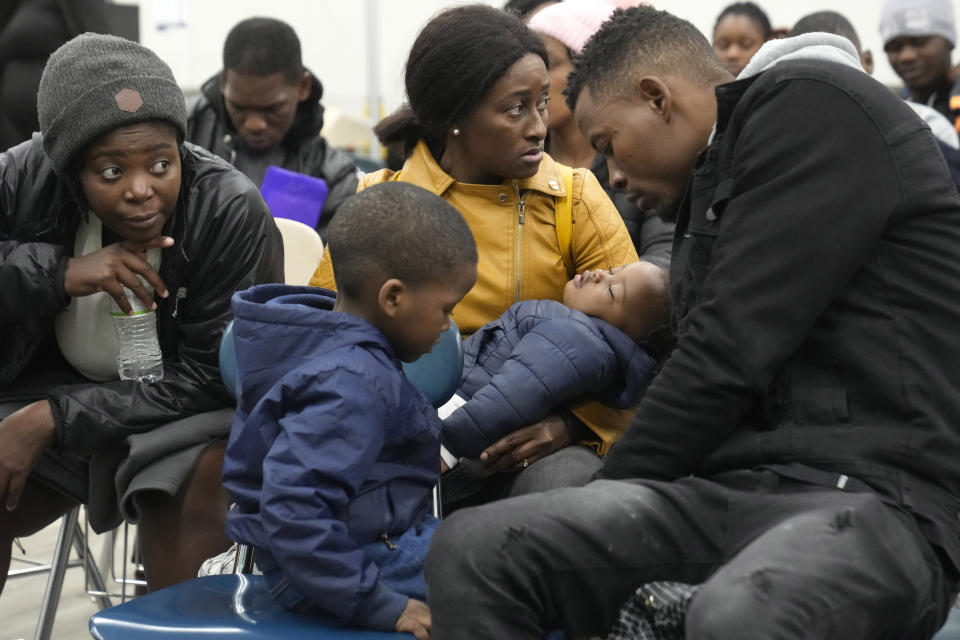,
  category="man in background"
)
[186,17,358,239]
[879,0,960,131]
